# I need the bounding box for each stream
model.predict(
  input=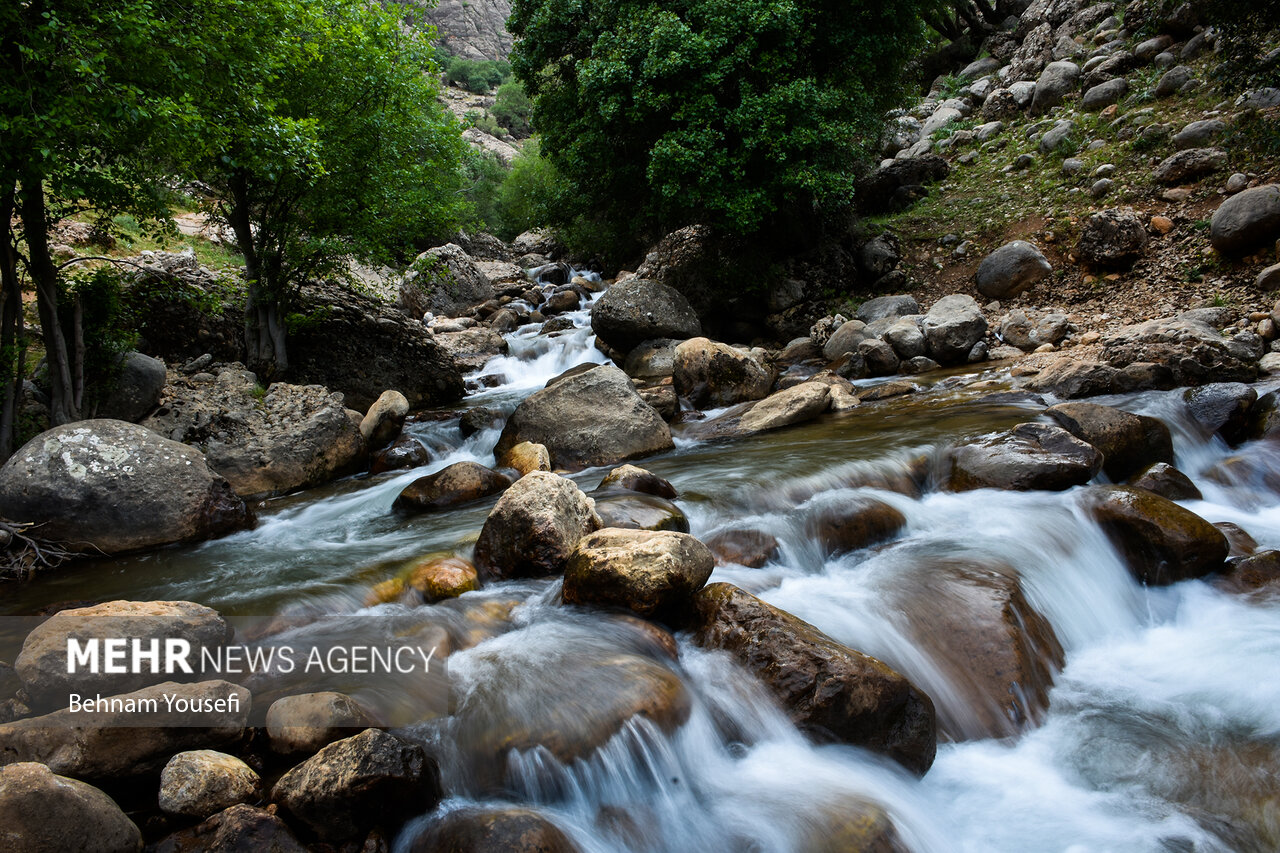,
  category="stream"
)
[4,283,1279,852]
